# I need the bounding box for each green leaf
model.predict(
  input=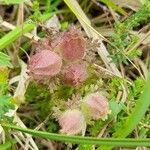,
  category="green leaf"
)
[128,78,144,100]
[0,0,28,4]
[0,140,16,150]
[78,144,93,150]
[114,69,150,138]
[0,96,15,120]
[139,0,149,5]
[0,52,13,68]
[109,101,123,118]
[99,69,150,150]
[109,3,150,64]
[0,67,9,94]
[0,23,34,51]
[100,0,127,16]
